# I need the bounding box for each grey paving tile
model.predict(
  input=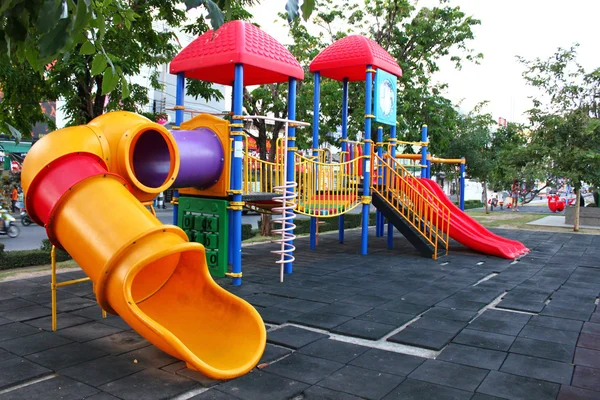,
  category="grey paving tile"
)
[61,355,145,387]
[518,324,579,346]
[25,313,92,331]
[289,311,352,329]
[264,353,344,384]
[376,299,430,315]
[339,294,392,307]
[317,365,404,400]
[500,353,573,384]
[0,348,17,363]
[313,302,373,317]
[382,378,473,400]
[509,337,575,363]
[25,342,108,370]
[578,332,600,351]
[85,392,122,400]
[437,343,507,370]
[267,326,328,349]
[0,305,52,322]
[423,306,478,322]
[468,309,531,336]
[528,315,583,332]
[85,331,149,355]
[117,345,179,369]
[0,322,46,341]
[0,357,52,390]
[0,375,98,399]
[188,389,240,400]
[55,321,123,342]
[276,298,329,313]
[217,370,308,400]
[435,297,487,311]
[0,331,72,356]
[476,370,560,400]
[300,386,365,400]
[387,326,454,350]
[408,359,489,392]
[100,368,199,400]
[331,319,396,340]
[258,343,292,365]
[409,316,466,334]
[355,309,415,326]
[349,348,425,376]
[297,338,369,364]
[0,297,36,312]
[257,306,303,324]
[453,329,515,351]
[541,304,594,321]
[582,321,600,336]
